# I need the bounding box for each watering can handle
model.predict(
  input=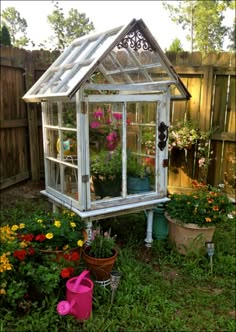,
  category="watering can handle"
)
[72,269,90,292]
